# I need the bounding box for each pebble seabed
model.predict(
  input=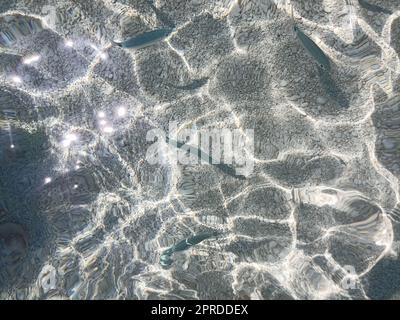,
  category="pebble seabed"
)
[1,0,400,300]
